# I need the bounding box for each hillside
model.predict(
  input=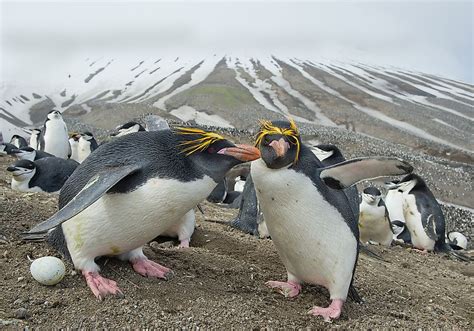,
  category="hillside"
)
[1,56,473,163]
